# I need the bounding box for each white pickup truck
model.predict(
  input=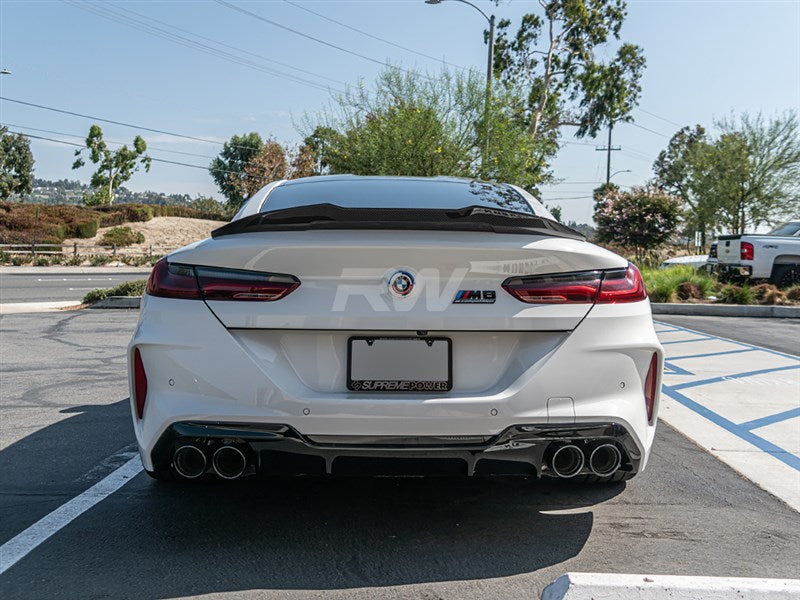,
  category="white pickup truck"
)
[709,220,800,287]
